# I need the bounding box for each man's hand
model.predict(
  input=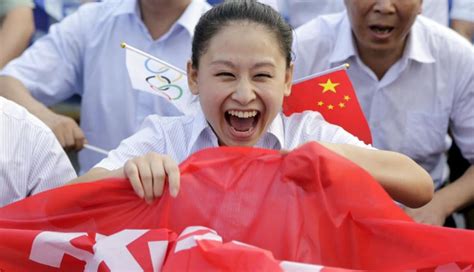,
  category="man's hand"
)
[403,196,450,226]
[39,110,85,151]
[124,153,180,203]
